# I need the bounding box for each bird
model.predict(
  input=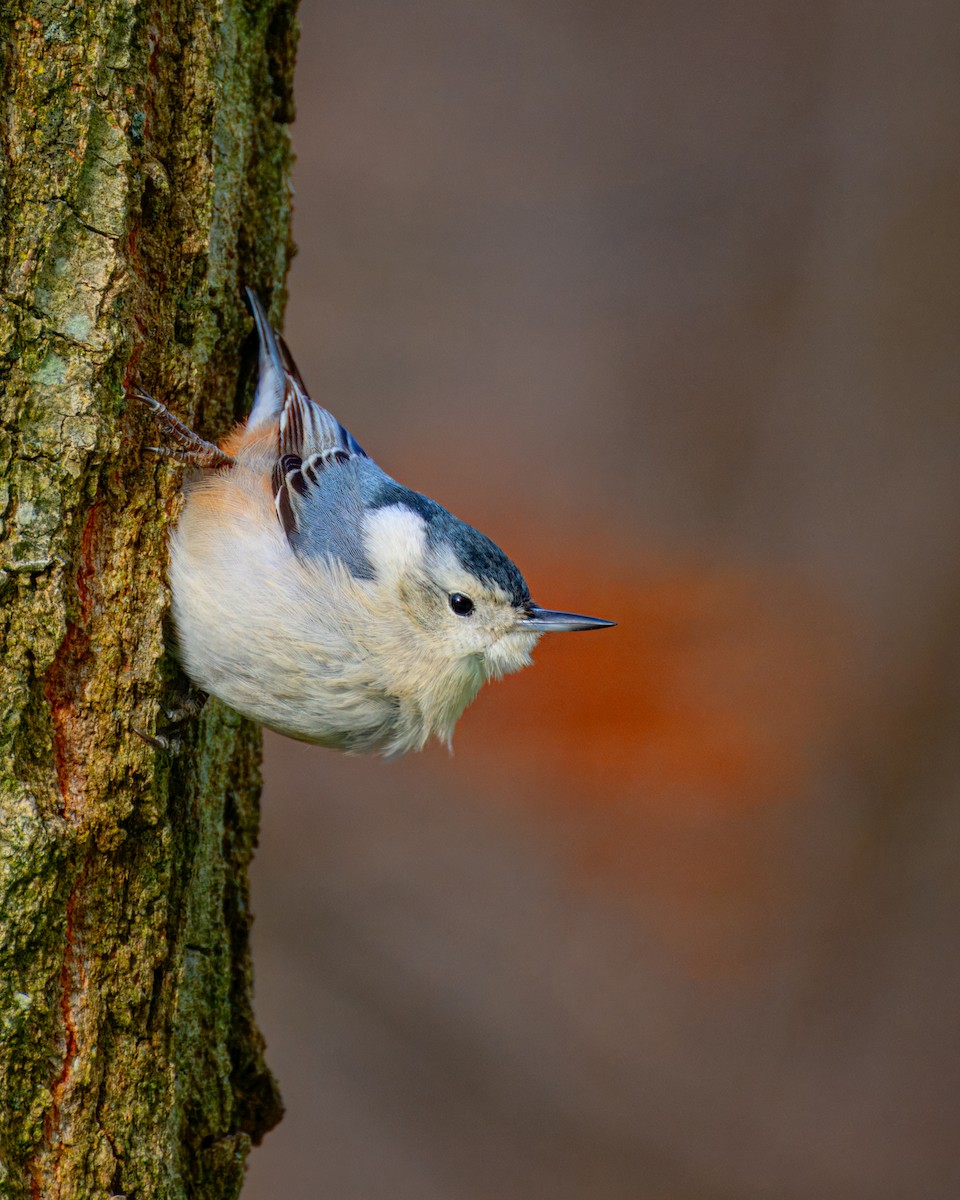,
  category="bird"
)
[135,289,613,755]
